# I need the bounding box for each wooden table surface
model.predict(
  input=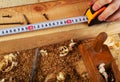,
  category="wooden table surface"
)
[0,0,56,8]
[0,0,120,54]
